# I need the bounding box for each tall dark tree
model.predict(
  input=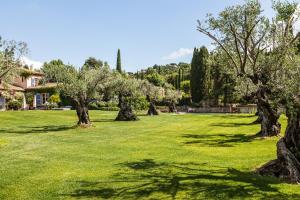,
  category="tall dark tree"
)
[178,69,182,90]
[116,49,122,73]
[190,46,209,103]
